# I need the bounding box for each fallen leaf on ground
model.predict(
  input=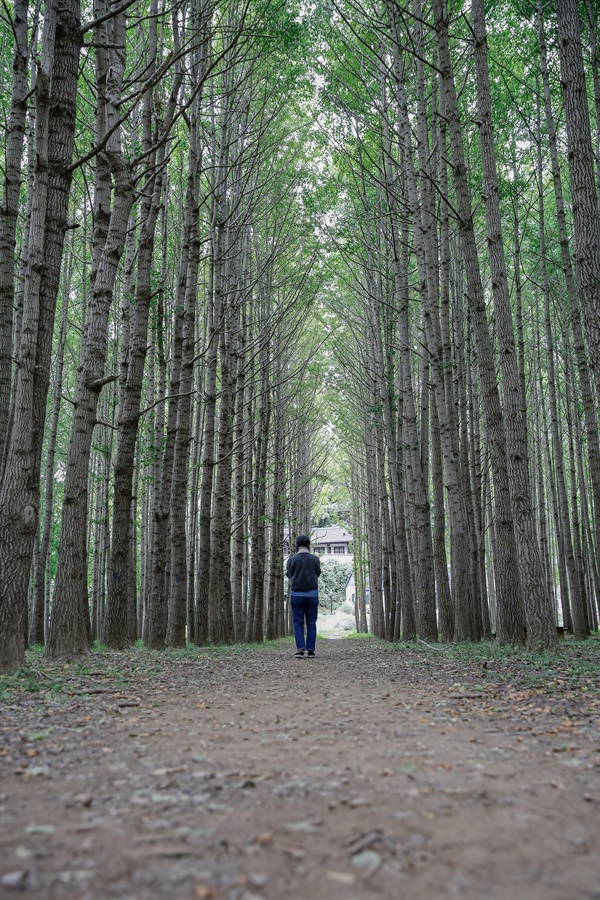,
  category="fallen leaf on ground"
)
[327,871,356,884]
